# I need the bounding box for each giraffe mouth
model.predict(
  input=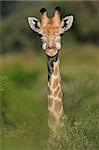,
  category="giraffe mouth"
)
[45,48,58,57]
